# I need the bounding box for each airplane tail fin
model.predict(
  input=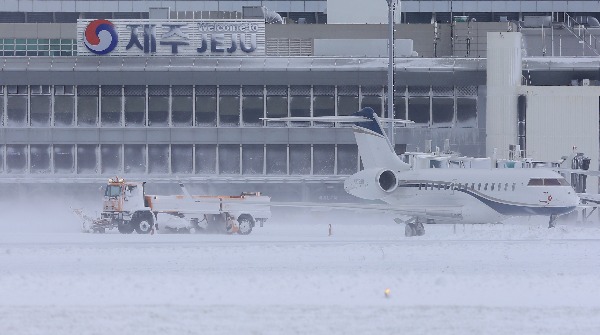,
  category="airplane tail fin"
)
[351,107,410,171]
